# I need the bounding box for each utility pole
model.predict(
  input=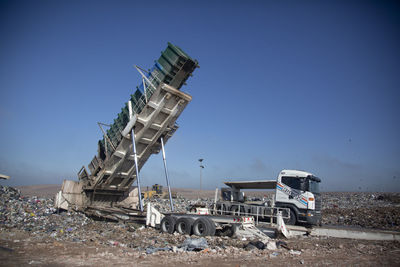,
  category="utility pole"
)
[198,159,204,197]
